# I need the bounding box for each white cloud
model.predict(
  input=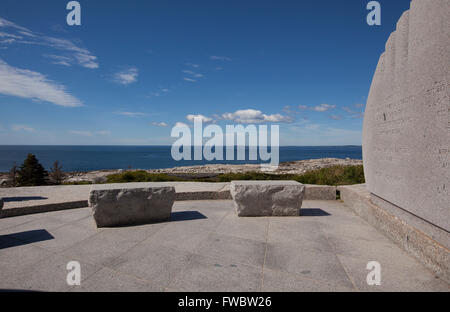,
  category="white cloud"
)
[182,69,203,79]
[0,32,22,39]
[43,54,72,67]
[342,106,364,118]
[298,104,308,110]
[114,111,145,117]
[183,77,197,82]
[185,63,199,68]
[210,56,232,61]
[222,109,293,124]
[186,114,213,123]
[113,67,138,85]
[12,124,35,132]
[299,104,336,112]
[312,104,336,112]
[174,122,189,128]
[0,59,83,107]
[0,17,99,69]
[151,122,168,127]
